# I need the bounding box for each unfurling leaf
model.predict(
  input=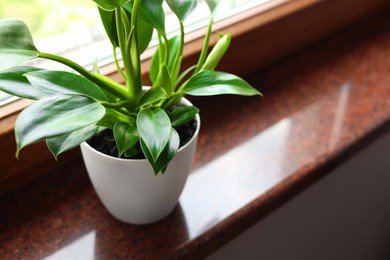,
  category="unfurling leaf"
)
[201,33,231,71]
